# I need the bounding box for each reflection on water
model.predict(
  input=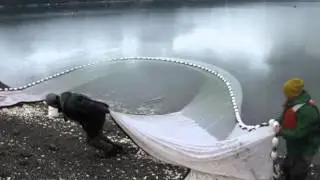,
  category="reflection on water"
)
[172,23,272,72]
[0,3,320,132]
